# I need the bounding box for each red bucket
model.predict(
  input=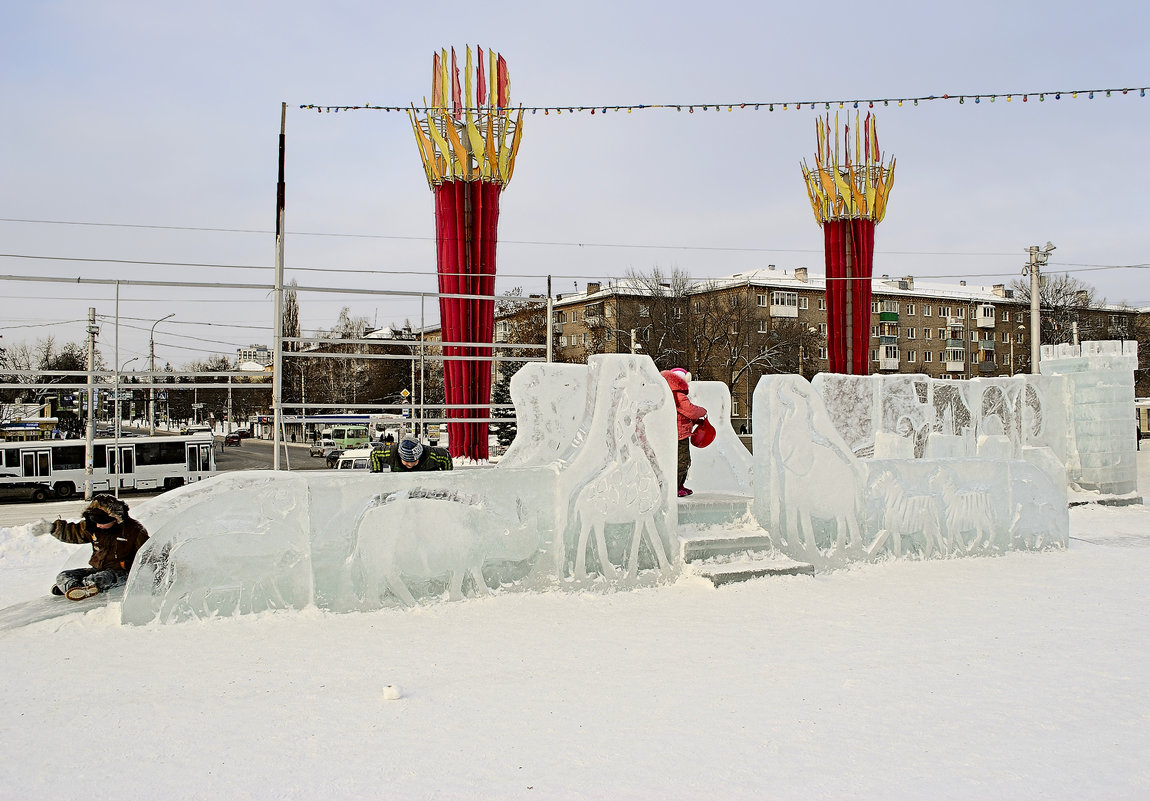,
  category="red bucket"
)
[690,417,716,448]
